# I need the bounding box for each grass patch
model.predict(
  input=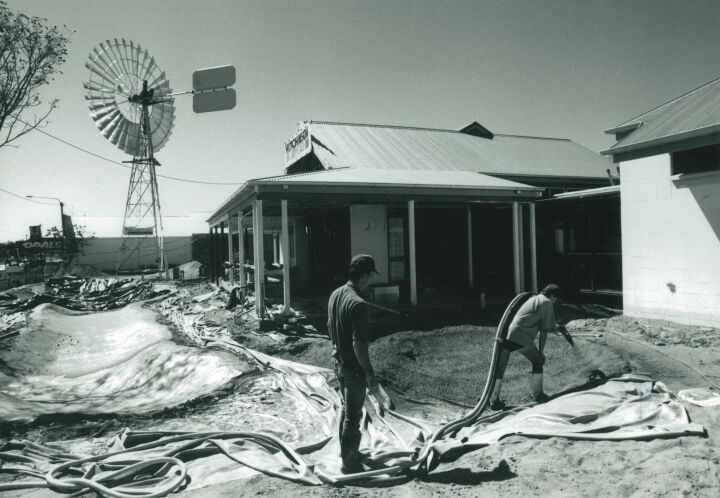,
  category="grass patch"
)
[370,325,626,407]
